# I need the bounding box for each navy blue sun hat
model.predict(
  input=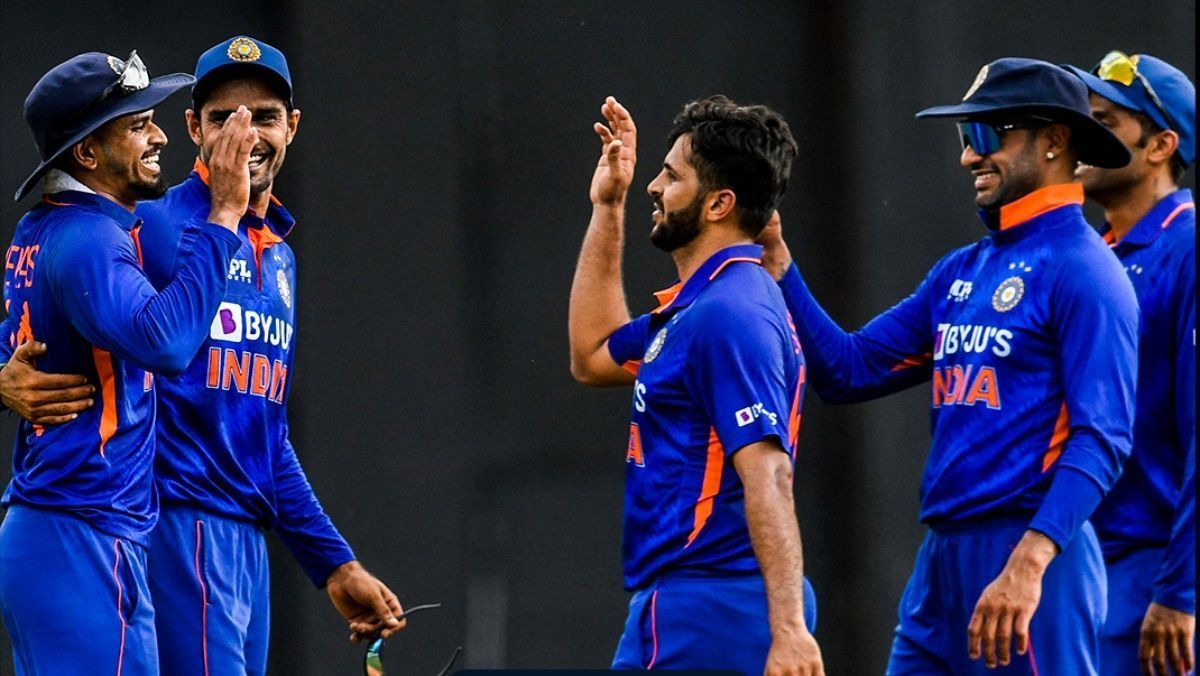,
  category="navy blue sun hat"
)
[193,36,293,110]
[916,57,1131,169]
[1064,52,1195,166]
[16,51,193,201]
